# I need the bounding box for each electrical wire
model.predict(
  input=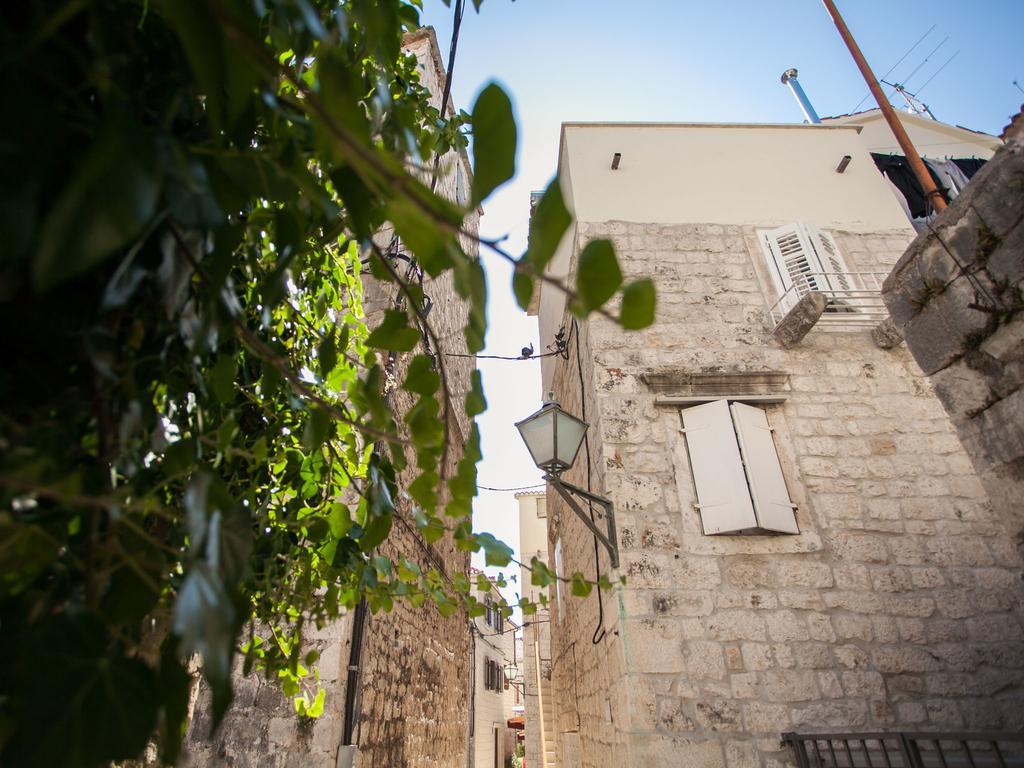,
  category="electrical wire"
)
[444,349,563,361]
[851,24,936,113]
[477,483,546,492]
